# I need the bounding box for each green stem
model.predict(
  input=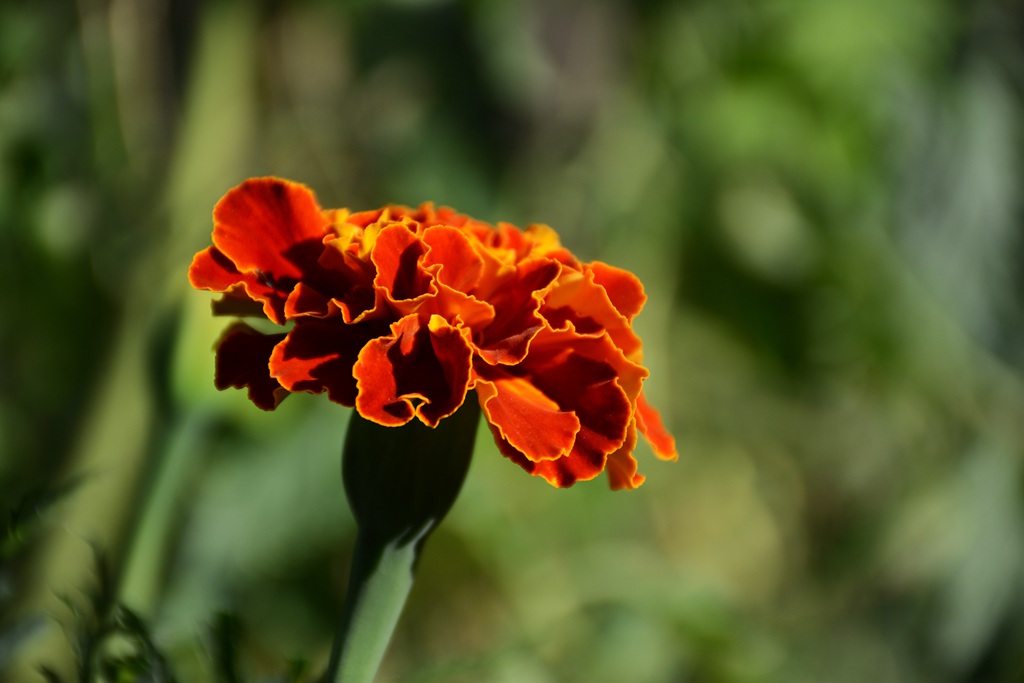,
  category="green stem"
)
[324,396,481,683]
[324,531,420,683]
